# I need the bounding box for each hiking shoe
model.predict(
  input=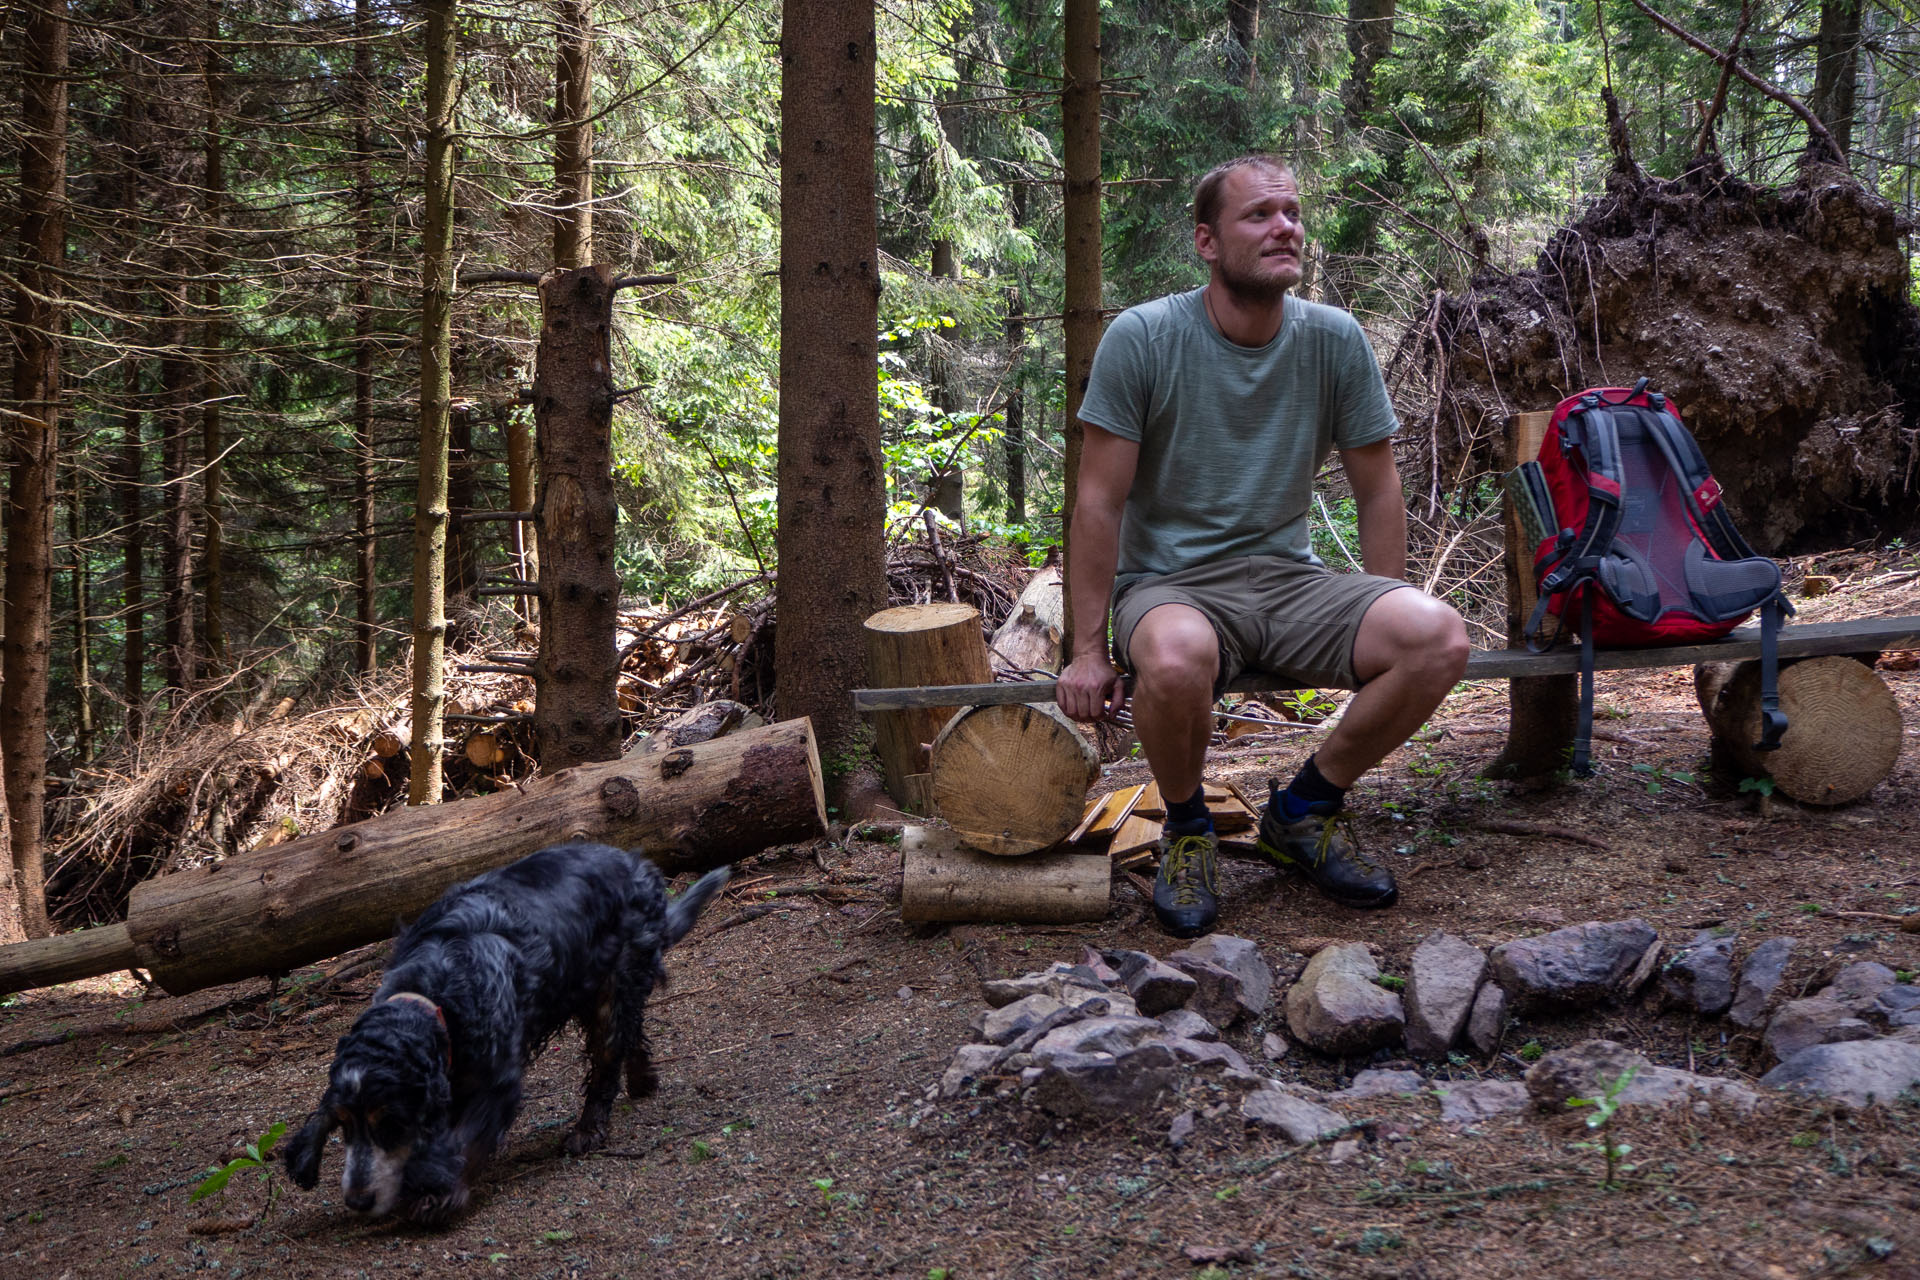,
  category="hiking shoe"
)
[1255,790,1398,909]
[1152,827,1220,938]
